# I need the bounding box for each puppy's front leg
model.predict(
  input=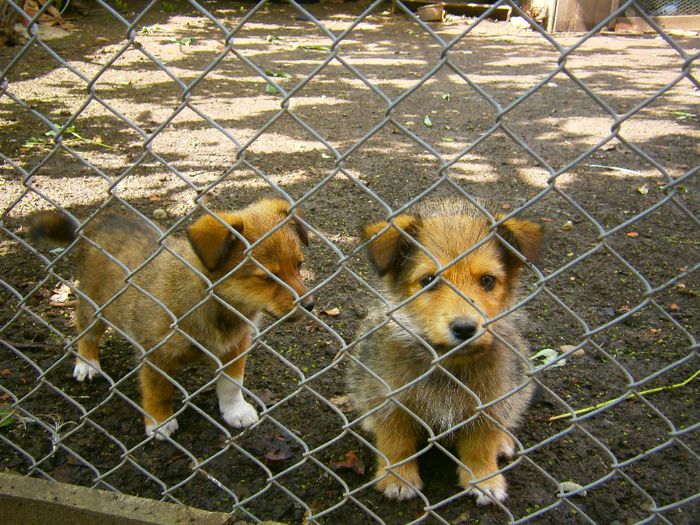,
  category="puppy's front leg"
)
[141,361,179,440]
[372,409,423,500]
[218,341,259,428]
[456,426,509,505]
